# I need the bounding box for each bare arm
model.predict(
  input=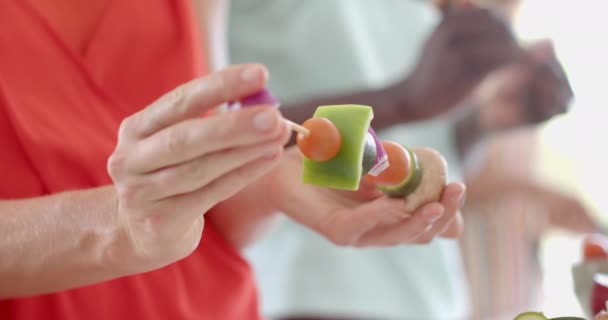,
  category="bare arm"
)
[280,79,424,134]
[192,0,228,71]
[196,0,423,129]
[277,5,519,138]
[0,187,135,298]
[0,64,288,298]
